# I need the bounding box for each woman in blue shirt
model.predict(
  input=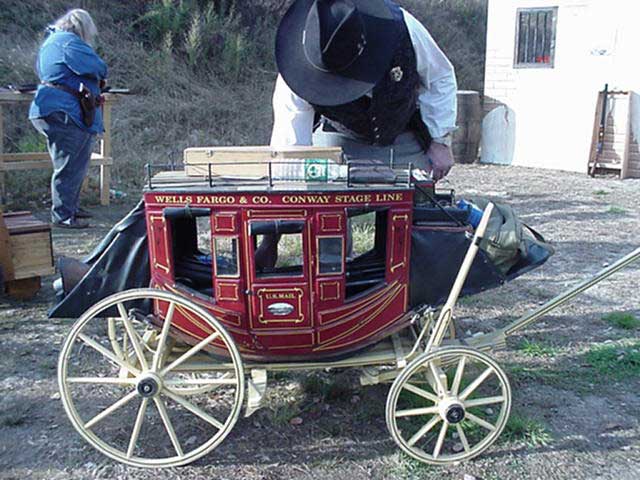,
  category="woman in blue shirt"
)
[29,9,108,229]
